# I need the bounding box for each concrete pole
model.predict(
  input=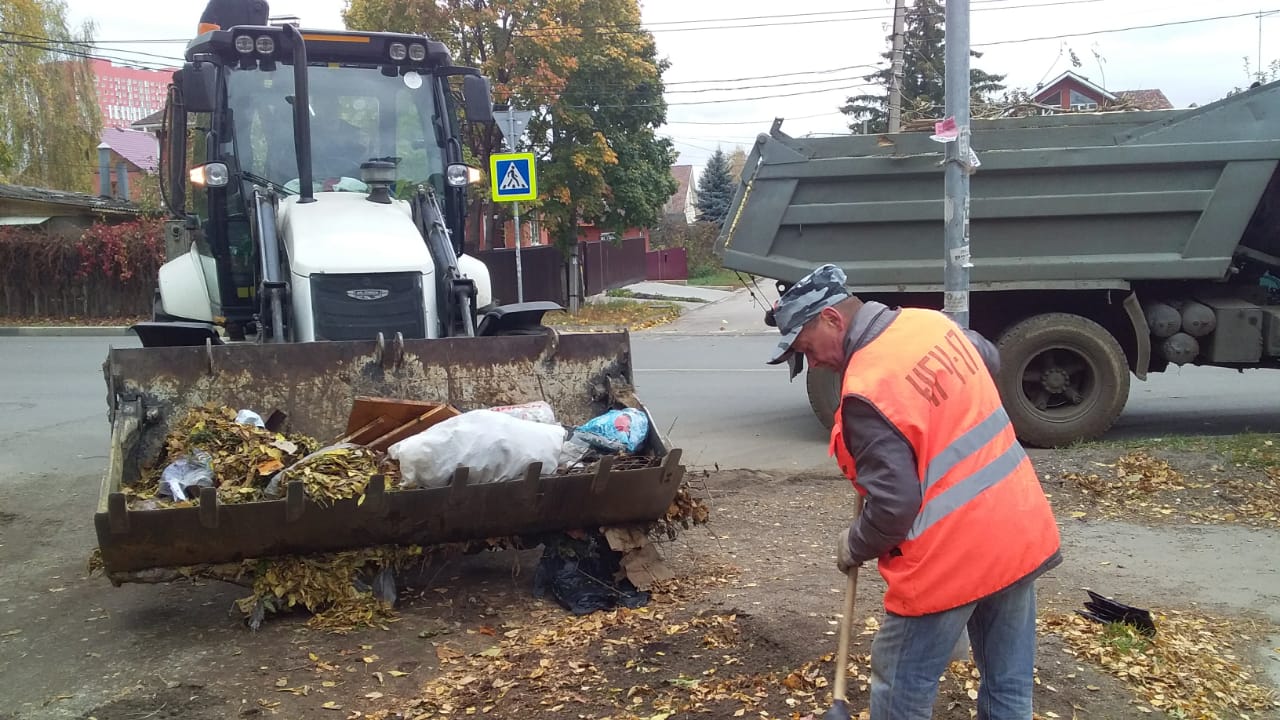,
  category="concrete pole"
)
[888,0,907,133]
[943,0,971,329]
